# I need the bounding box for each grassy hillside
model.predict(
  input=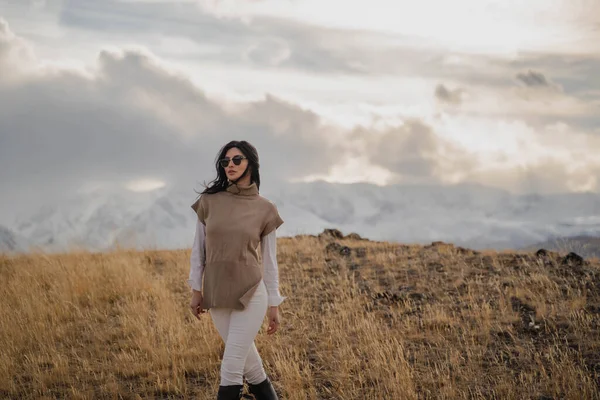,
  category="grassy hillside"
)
[1,231,599,399]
